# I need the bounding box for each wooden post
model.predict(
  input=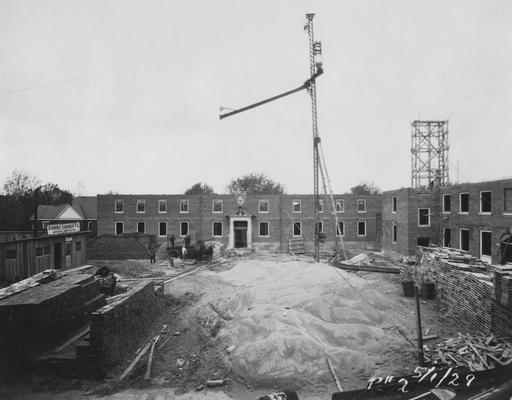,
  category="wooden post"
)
[415,285,425,366]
